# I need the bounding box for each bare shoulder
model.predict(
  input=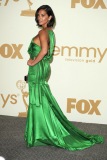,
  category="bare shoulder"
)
[38,29,48,38]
